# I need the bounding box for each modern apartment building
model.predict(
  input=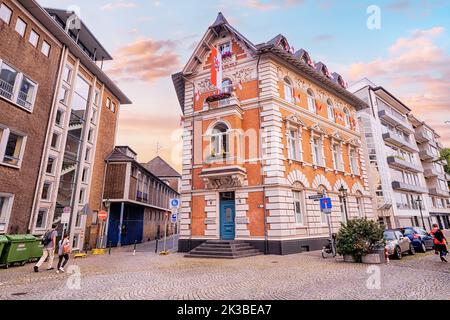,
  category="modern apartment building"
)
[97,147,180,248]
[409,116,450,229]
[349,78,430,229]
[172,13,374,255]
[0,0,131,252]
